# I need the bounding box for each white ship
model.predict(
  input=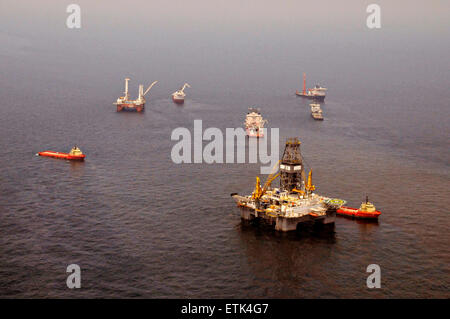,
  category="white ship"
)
[171,83,191,104]
[310,103,324,120]
[245,108,268,138]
